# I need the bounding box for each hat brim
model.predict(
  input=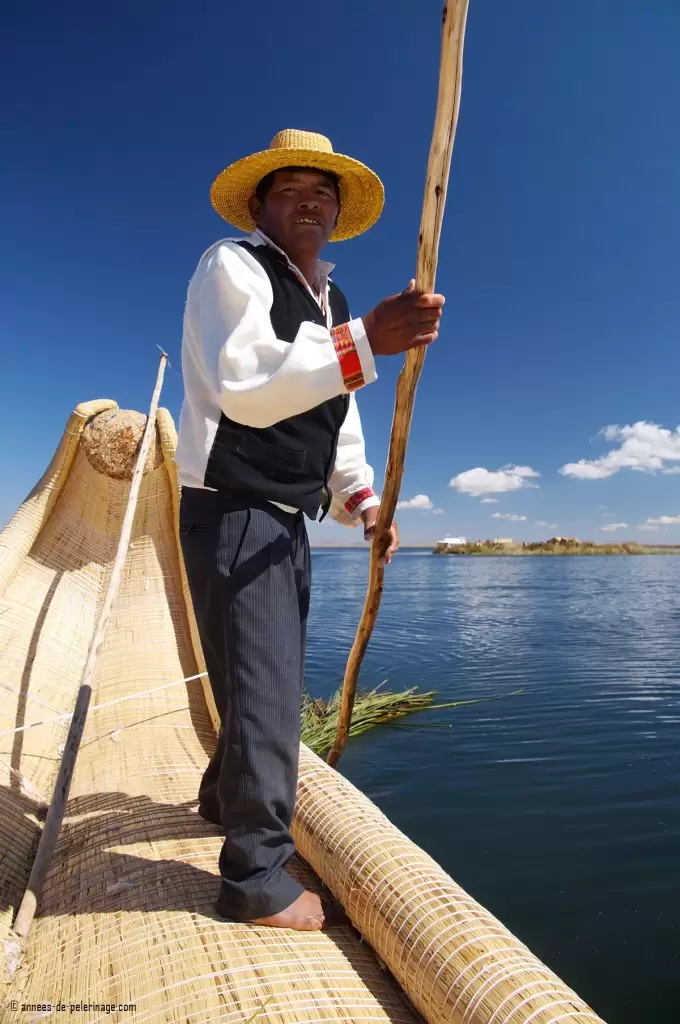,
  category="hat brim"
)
[210,148,384,242]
